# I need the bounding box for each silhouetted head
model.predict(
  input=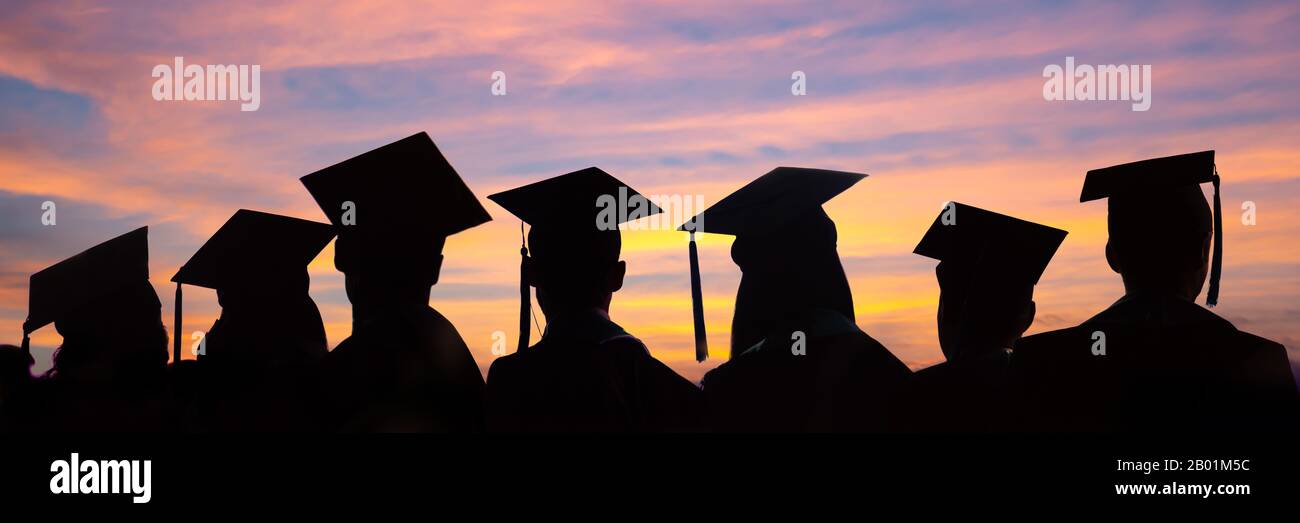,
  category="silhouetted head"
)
[22,227,163,386]
[934,262,1035,360]
[1081,151,1221,304]
[299,132,494,317]
[729,209,855,353]
[489,166,660,341]
[677,166,869,359]
[1104,188,1212,301]
[337,231,446,314]
[912,202,1067,361]
[526,226,626,319]
[205,271,328,368]
[49,279,168,386]
[171,209,336,364]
